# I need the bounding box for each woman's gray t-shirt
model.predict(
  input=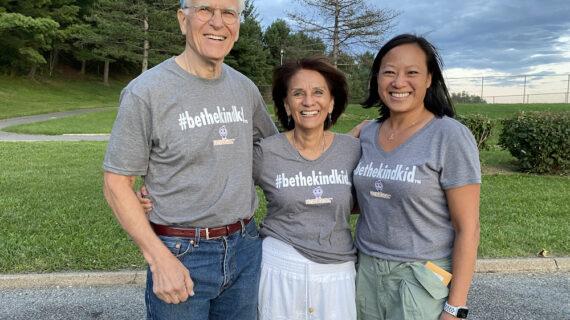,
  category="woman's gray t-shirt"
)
[253,133,361,264]
[353,116,481,262]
